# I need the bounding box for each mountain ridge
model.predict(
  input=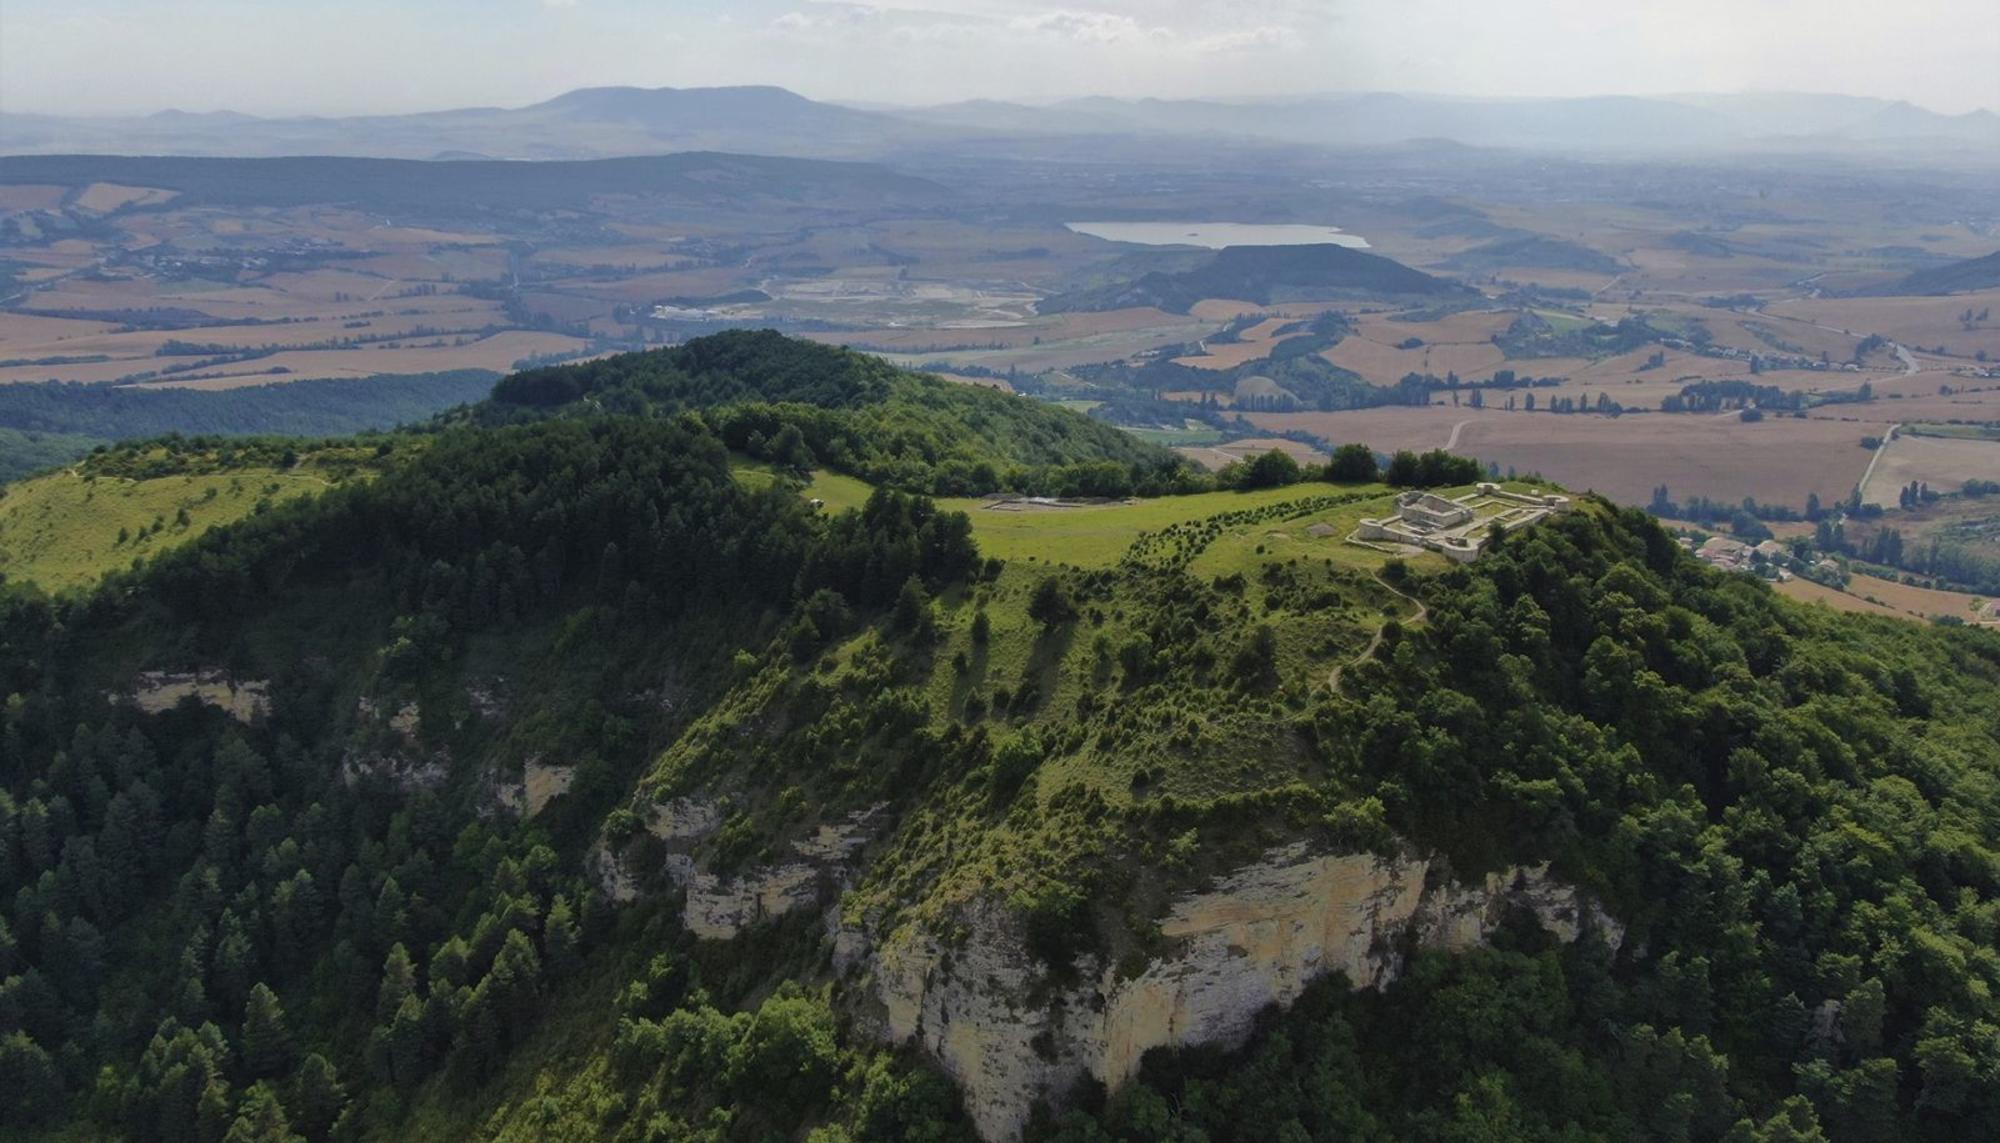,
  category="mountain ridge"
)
[8,85,1996,161]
